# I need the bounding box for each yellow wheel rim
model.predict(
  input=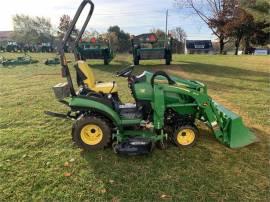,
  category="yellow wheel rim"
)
[80,124,103,145]
[177,129,195,146]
